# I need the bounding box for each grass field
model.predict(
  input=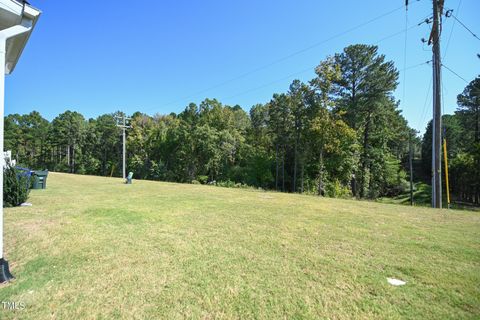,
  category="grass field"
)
[1,173,479,319]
